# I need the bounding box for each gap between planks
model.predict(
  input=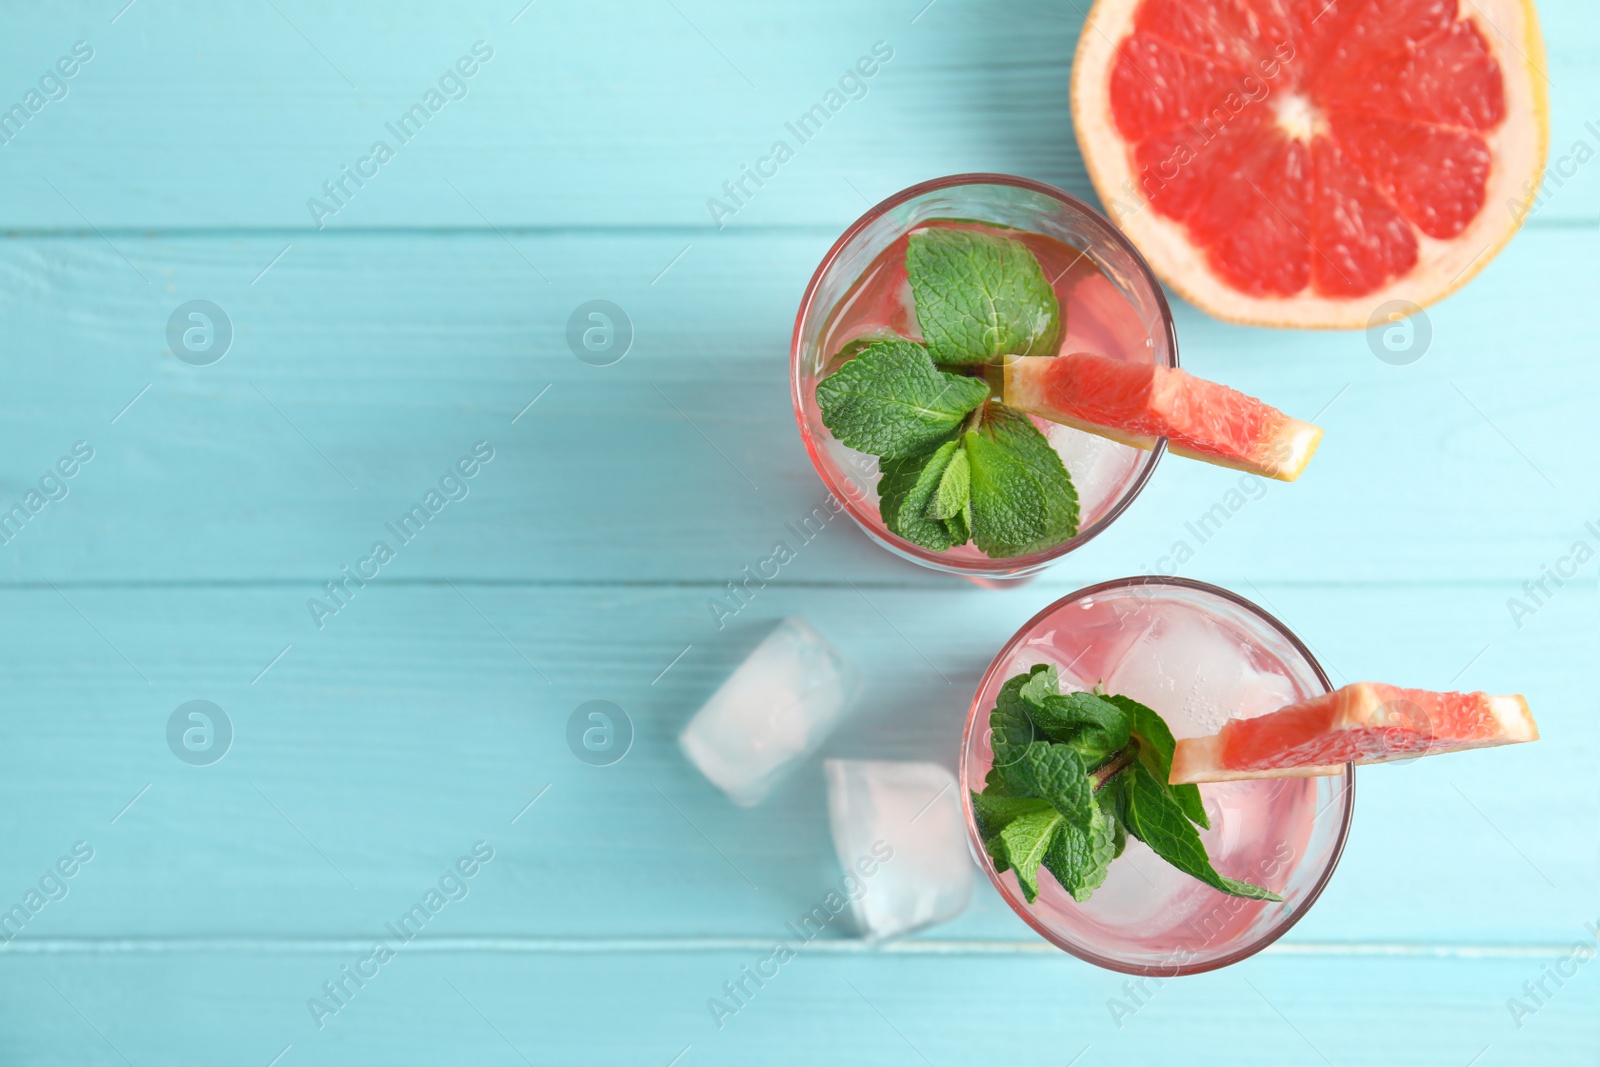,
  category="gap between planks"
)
[0,937,1568,958]
[0,216,1587,240]
[0,577,1539,593]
